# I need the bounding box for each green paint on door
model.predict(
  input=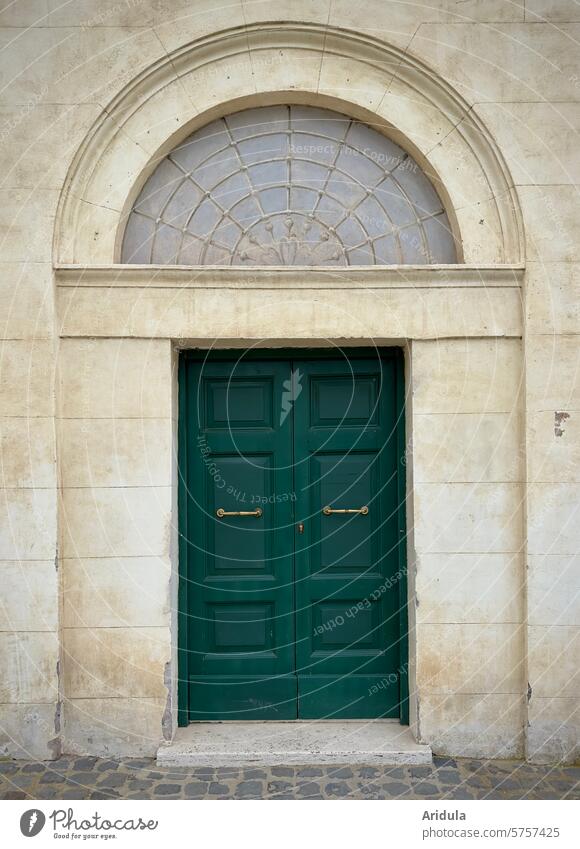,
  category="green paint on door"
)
[178,350,407,723]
